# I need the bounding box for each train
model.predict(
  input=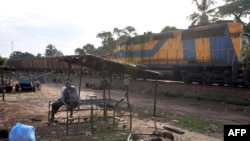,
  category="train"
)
[6,22,250,86]
[6,53,113,76]
[6,52,158,78]
[6,56,88,75]
[113,21,250,86]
